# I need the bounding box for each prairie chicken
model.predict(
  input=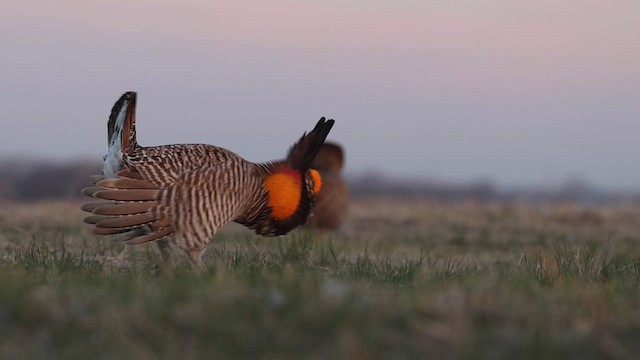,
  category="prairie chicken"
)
[82,91,334,268]
[307,142,348,231]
